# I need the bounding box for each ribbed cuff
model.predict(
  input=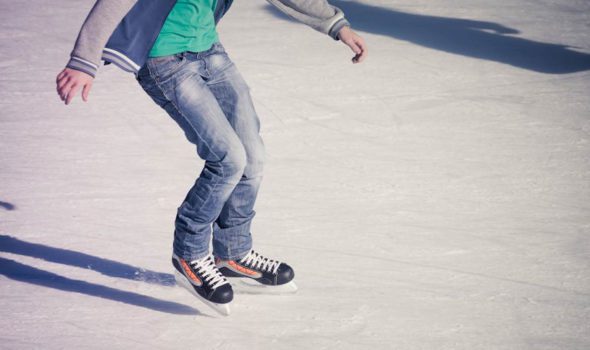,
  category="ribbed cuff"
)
[328,19,351,41]
[65,56,98,78]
